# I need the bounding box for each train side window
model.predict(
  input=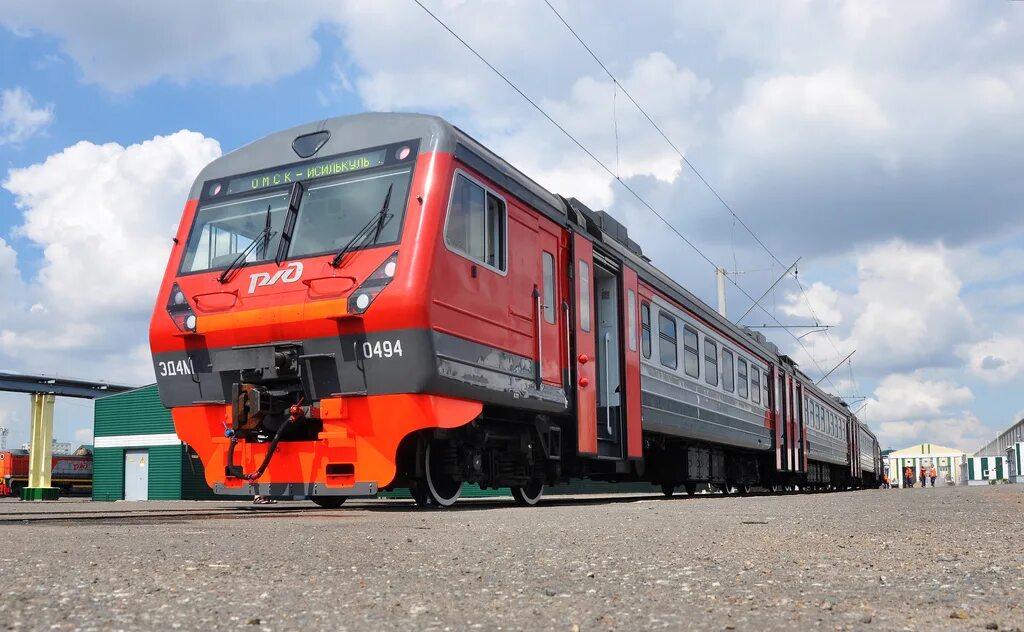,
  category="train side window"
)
[682,325,699,378]
[751,366,761,404]
[658,311,678,369]
[737,358,748,398]
[578,260,591,332]
[542,251,555,324]
[627,289,637,352]
[640,302,651,359]
[704,339,719,386]
[721,348,735,392]
[762,372,769,408]
[444,172,507,273]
